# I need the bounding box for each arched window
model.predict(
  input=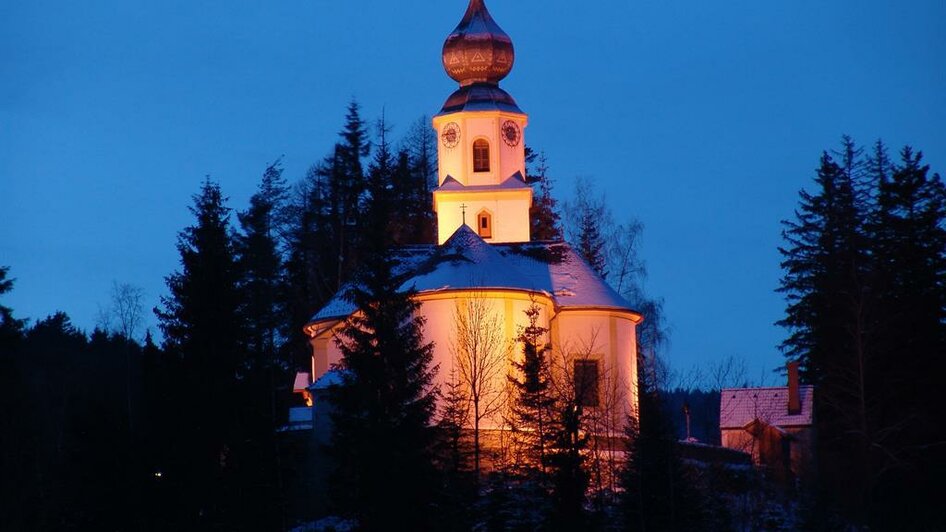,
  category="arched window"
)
[477,210,492,239]
[473,139,490,172]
